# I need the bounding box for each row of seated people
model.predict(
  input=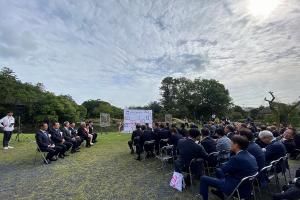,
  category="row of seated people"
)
[128,122,296,199]
[35,121,98,164]
[205,121,300,159]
